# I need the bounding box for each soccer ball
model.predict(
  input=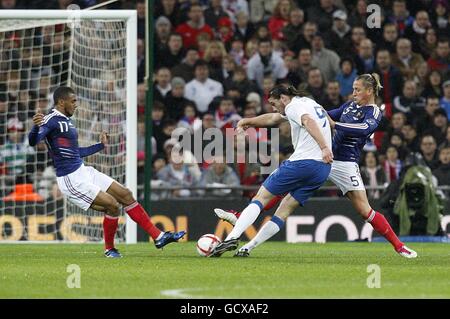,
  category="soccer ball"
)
[196,234,221,257]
